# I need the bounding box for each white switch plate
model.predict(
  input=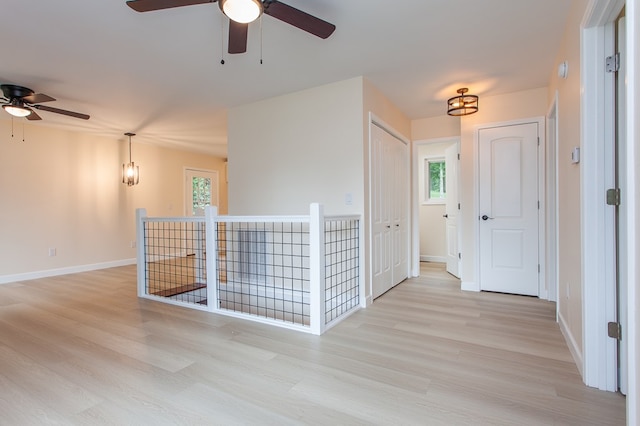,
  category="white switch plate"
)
[571,147,580,164]
[345,193,353,205]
